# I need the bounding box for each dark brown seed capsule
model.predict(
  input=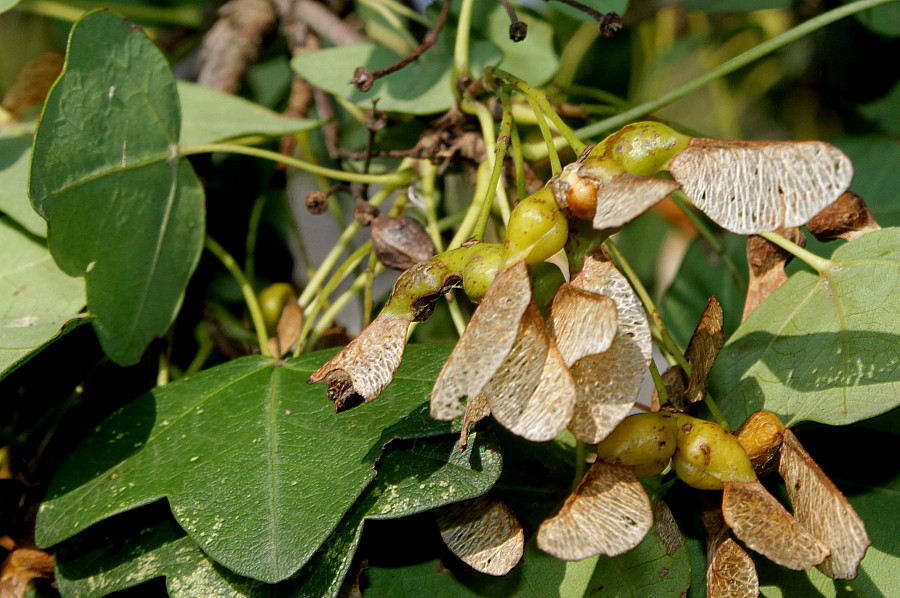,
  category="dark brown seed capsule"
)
[371,215,437,270]
[305,190,328,215]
